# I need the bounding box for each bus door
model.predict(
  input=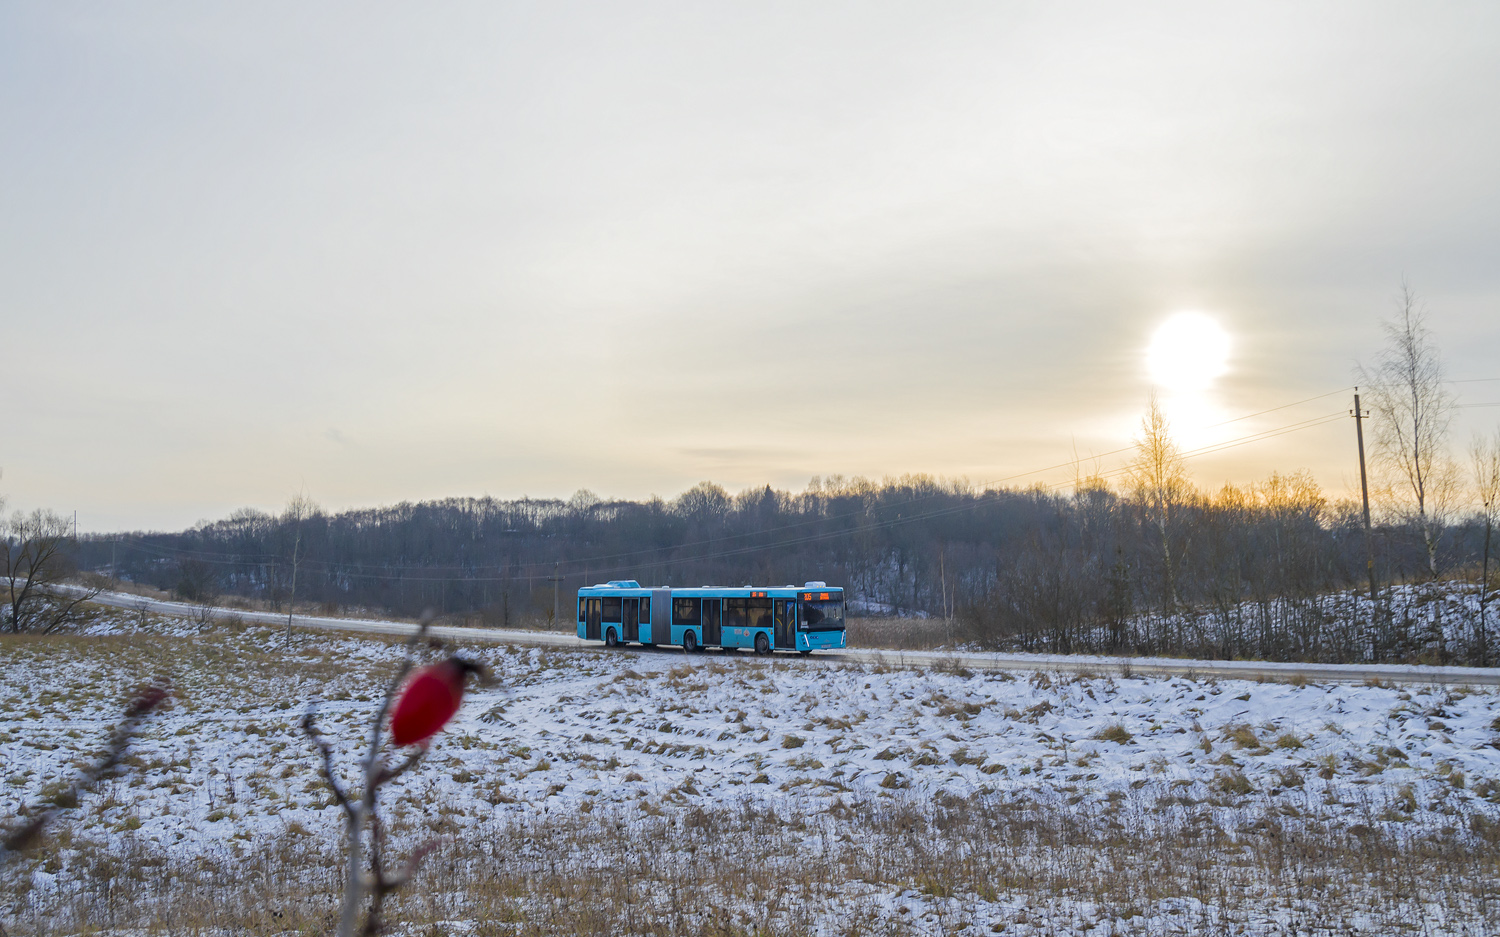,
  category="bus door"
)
[622,597,639,642]
[773,598,796,649]
[585,597,602,641]
[748,597,772,647]
[702,598,722,646]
